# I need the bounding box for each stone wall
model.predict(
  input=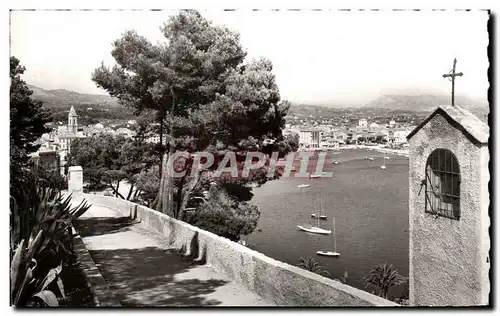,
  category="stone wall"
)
[71,193,398,307]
